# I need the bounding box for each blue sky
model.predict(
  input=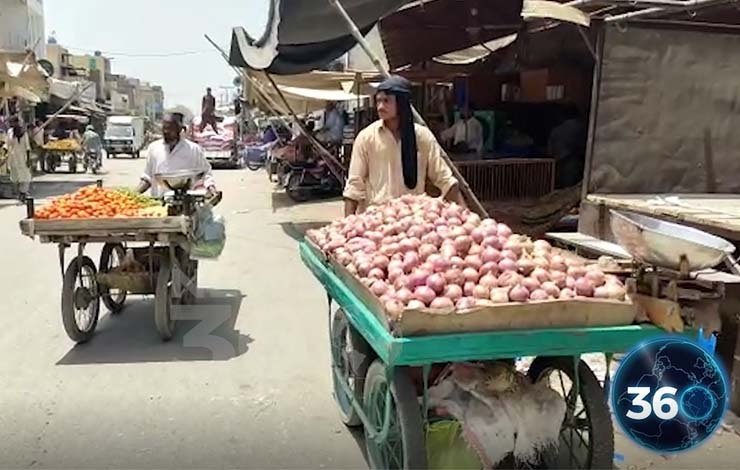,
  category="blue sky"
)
[45,0,269,112]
